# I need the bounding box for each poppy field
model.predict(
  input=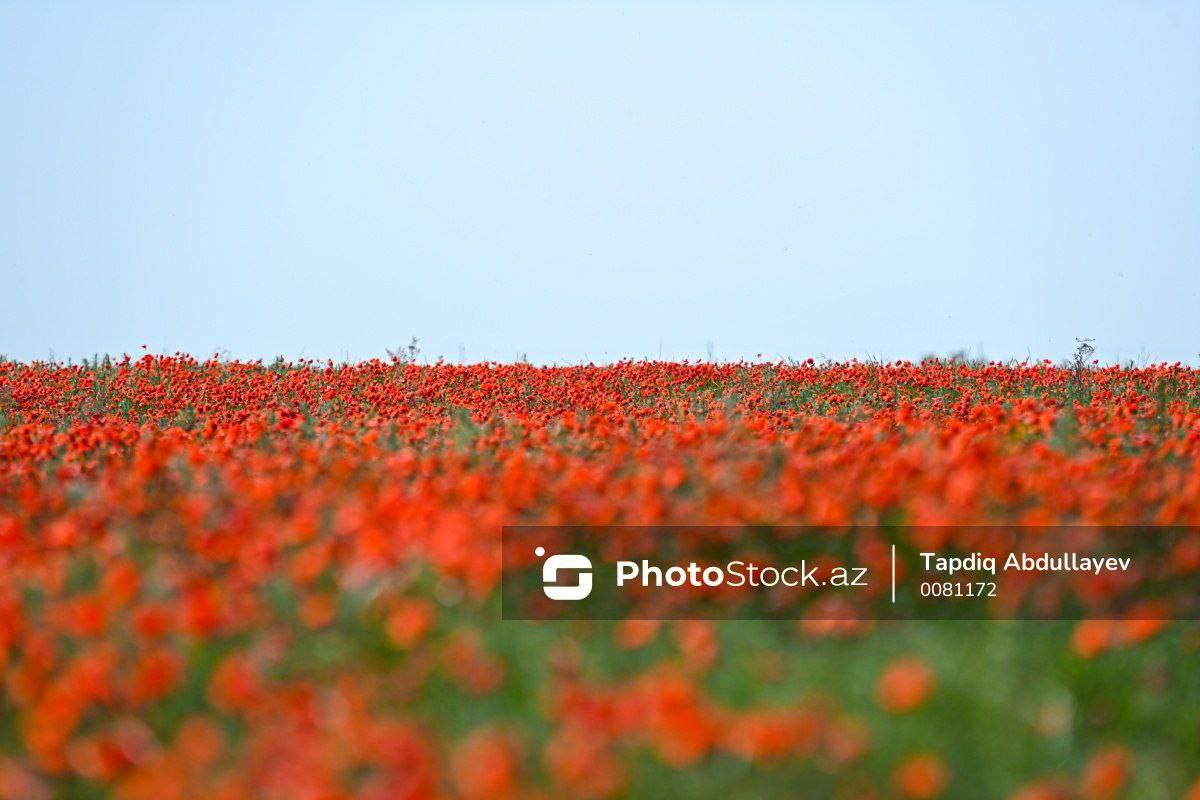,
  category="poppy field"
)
[1,355,1199,799]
